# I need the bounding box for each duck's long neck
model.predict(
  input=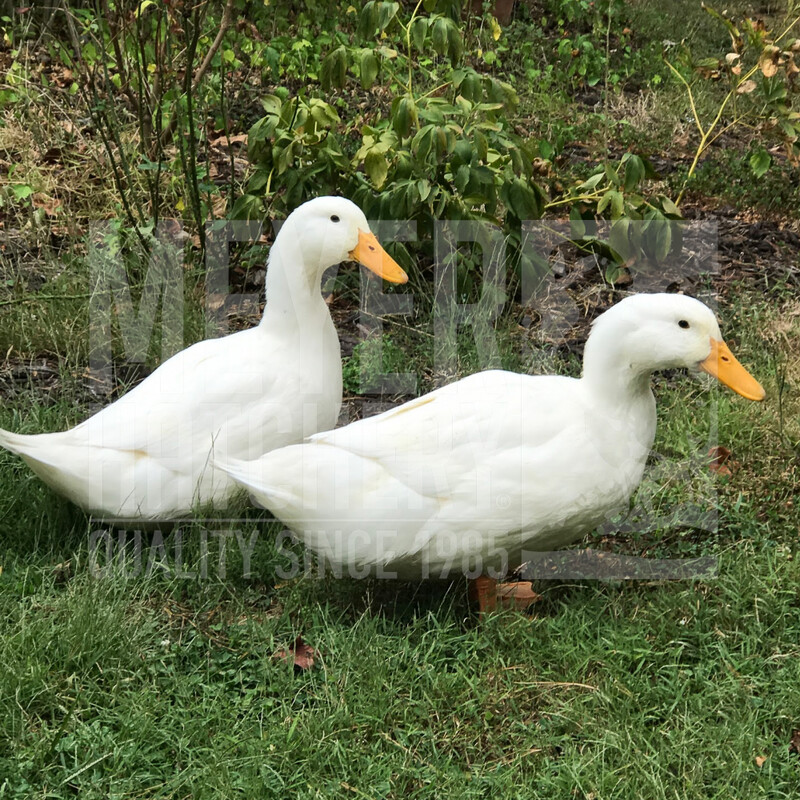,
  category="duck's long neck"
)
[581,326,654,408]
[260,231,328,334]
[580,322,659,465]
